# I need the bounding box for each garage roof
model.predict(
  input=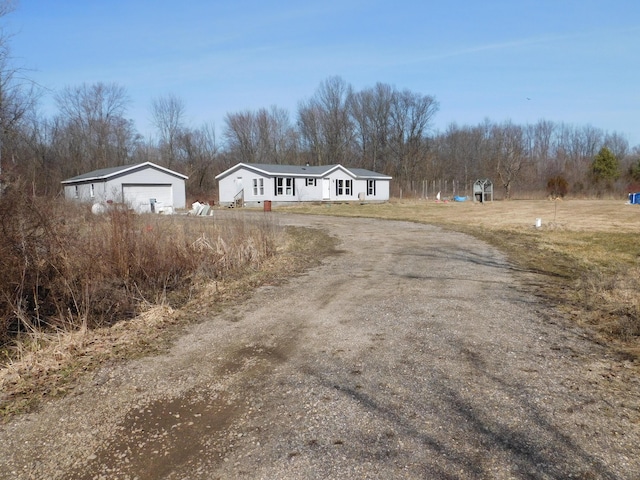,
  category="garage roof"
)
[62,162,188,184]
